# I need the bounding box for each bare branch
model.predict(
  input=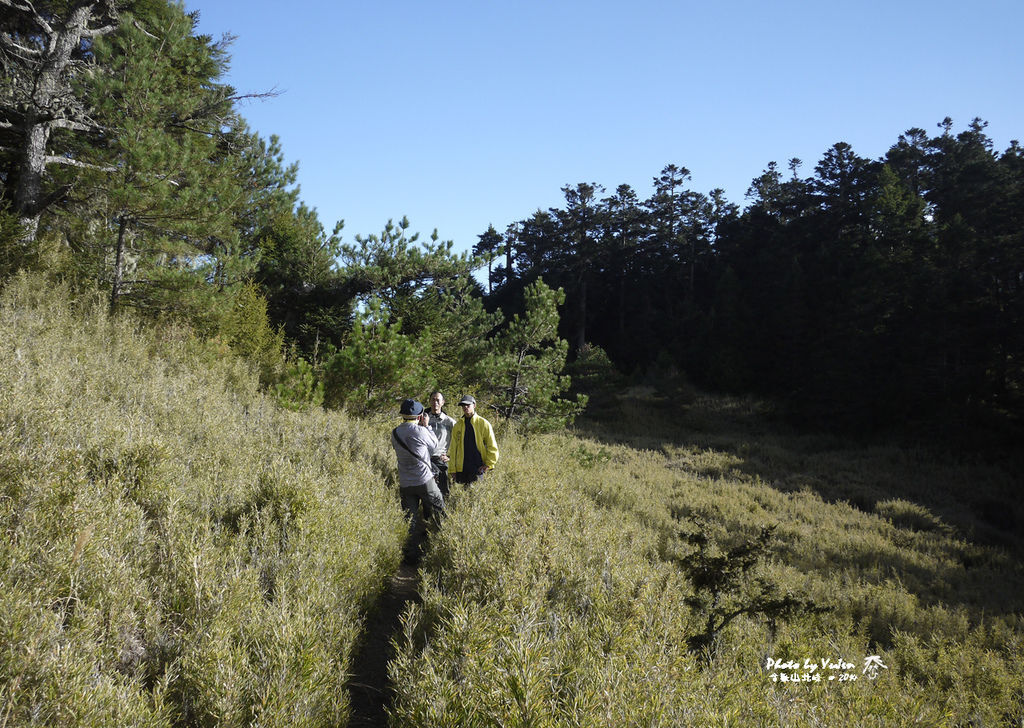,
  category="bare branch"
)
[50,118,105,133]
[79,23,118,39]
[173,89,279,127]
[0,0,54,35]
[44,155,116,172]
[132,19,158,40]
[233,88,284,106]
[0,33,44,60]
[24,0,53,33]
